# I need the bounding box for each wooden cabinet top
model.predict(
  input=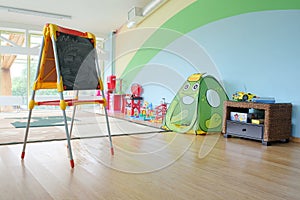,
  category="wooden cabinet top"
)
[224,101,292,110]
